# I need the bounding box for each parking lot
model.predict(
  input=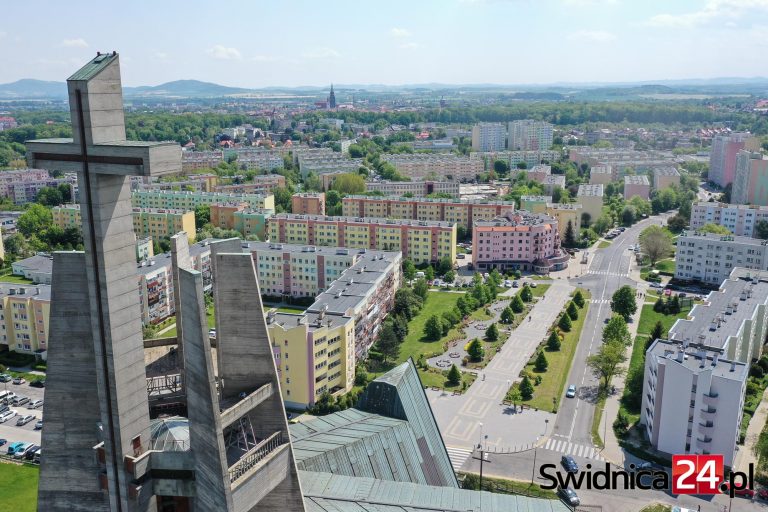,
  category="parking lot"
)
[0,378,44,447]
